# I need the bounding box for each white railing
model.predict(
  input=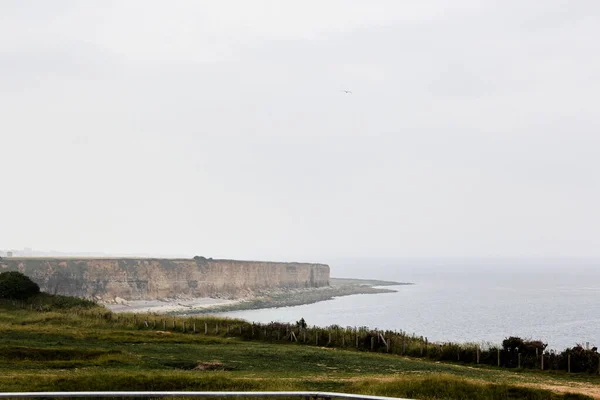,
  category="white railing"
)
[0,392,409,400]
